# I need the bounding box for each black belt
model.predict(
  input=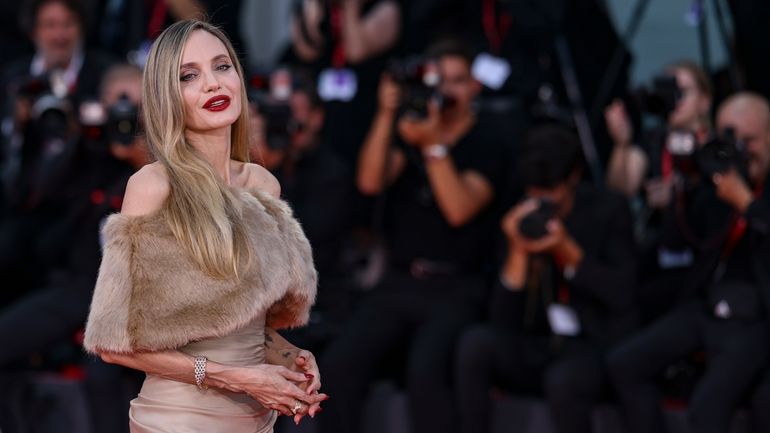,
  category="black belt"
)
[394,258,470,279]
